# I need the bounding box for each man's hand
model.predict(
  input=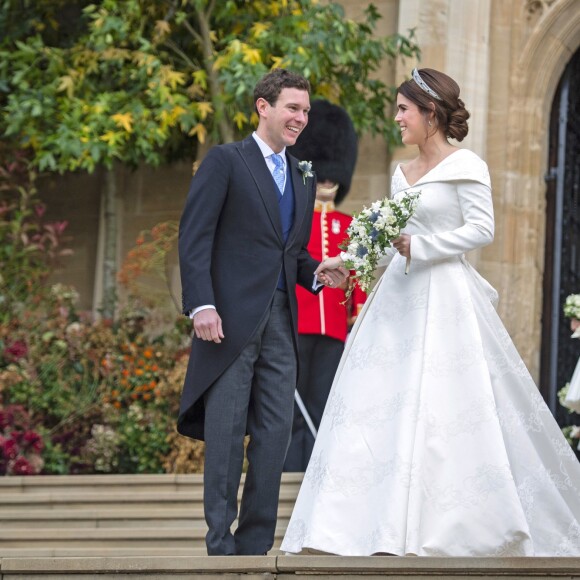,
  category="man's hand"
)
[315,256,349,288]
[193,309,224,343]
